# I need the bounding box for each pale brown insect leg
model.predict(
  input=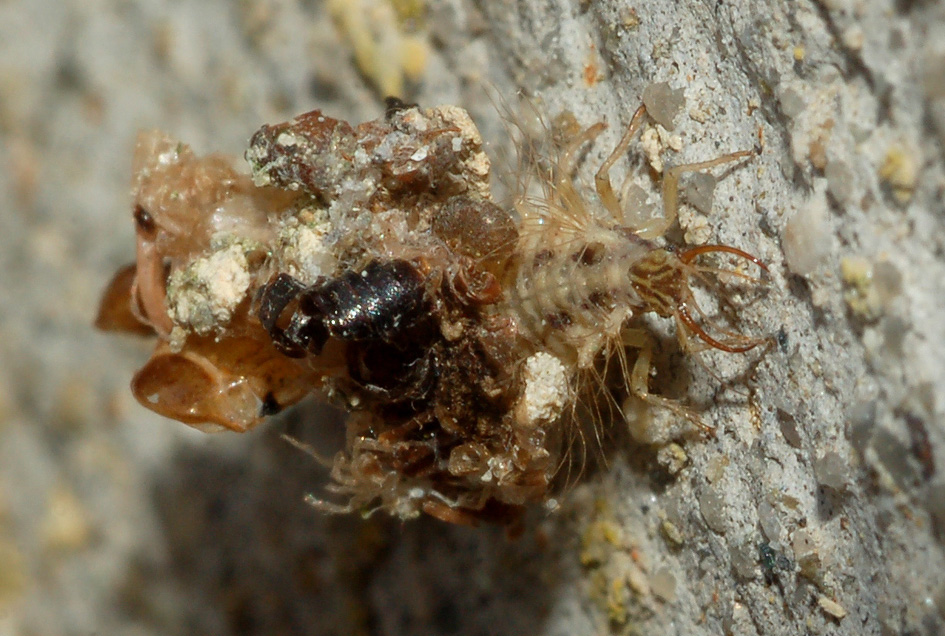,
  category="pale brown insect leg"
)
[133,229,174,337]
[622,328,697,421]
[637,149,755,241]
[556,122,607,213]
[594,104,647,218]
